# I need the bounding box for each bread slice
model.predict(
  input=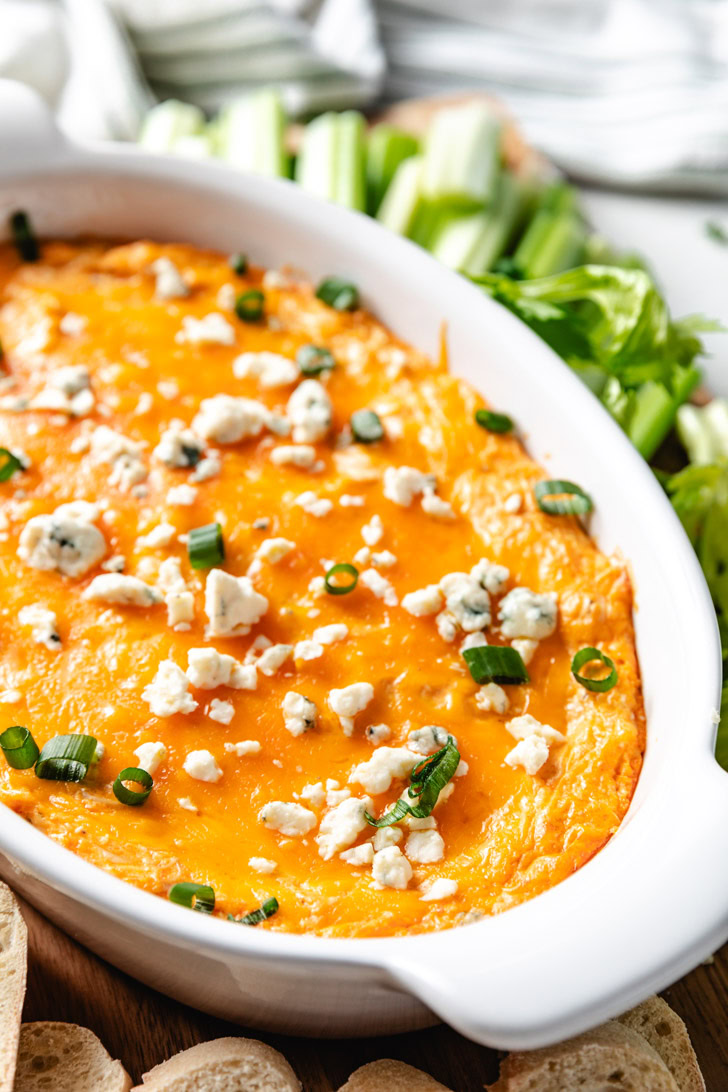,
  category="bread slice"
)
[136,1038,300,1091]
[0,882,27,1092]
[14,1022,131,1091]
[487,1020,680,1091]
[617,996,706,1092]
[338,1059,452,1091]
